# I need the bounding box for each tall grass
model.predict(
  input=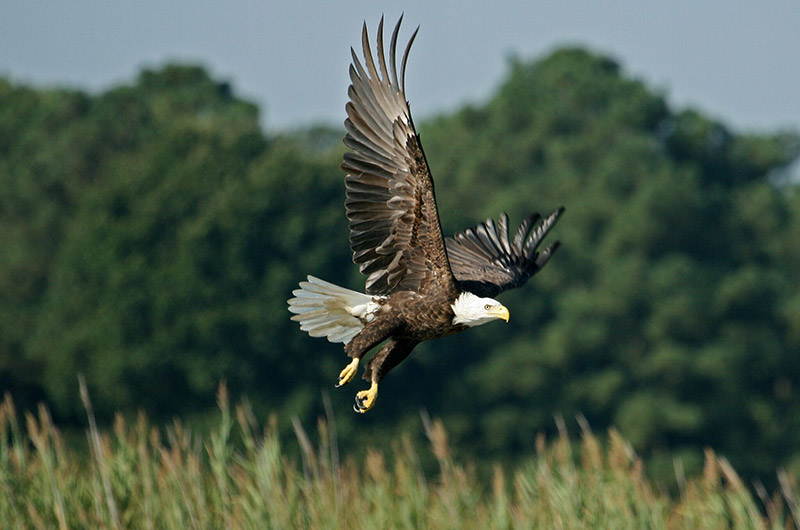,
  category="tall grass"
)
[1,384,798,529]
